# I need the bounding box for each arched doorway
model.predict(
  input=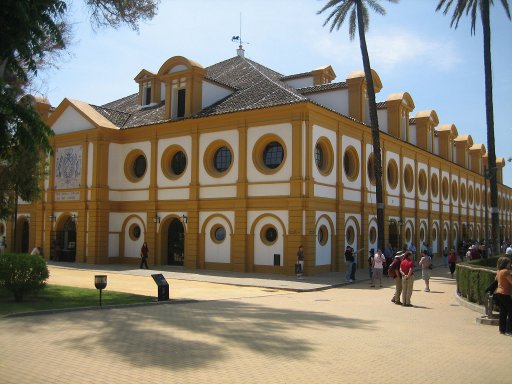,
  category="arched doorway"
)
[388,221,399,250]
[51,217,76,261]
[167,218,184,266]
[21,219,29,253]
